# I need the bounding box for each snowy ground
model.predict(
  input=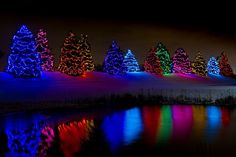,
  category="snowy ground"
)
[0,72,236,105]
